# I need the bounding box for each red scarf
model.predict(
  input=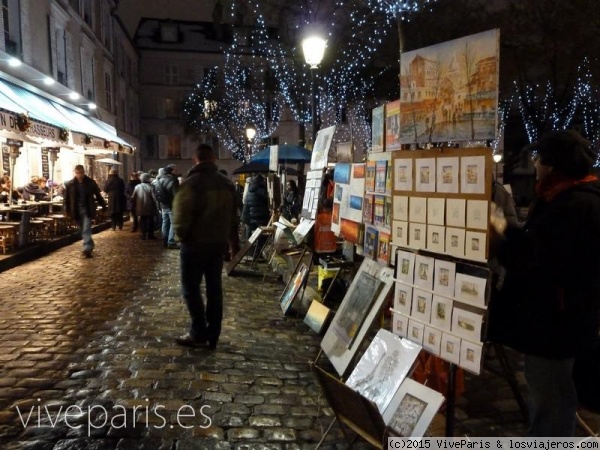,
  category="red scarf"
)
[535,172,598,202]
